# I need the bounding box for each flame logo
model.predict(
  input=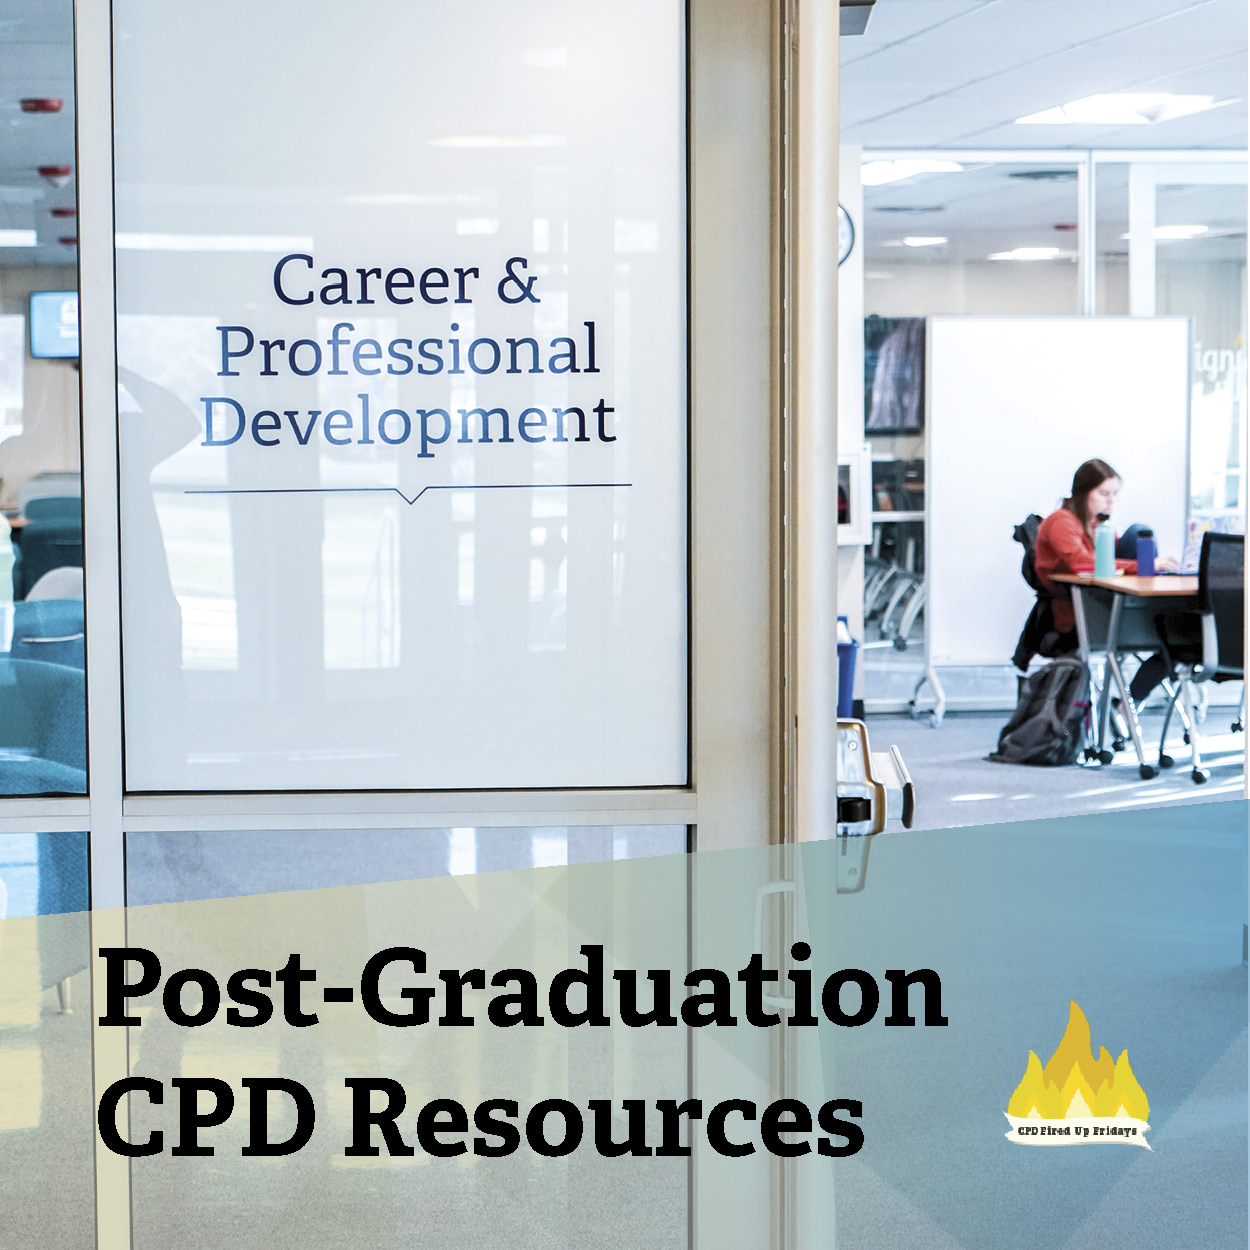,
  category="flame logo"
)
[1005,1002,1152,1149]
